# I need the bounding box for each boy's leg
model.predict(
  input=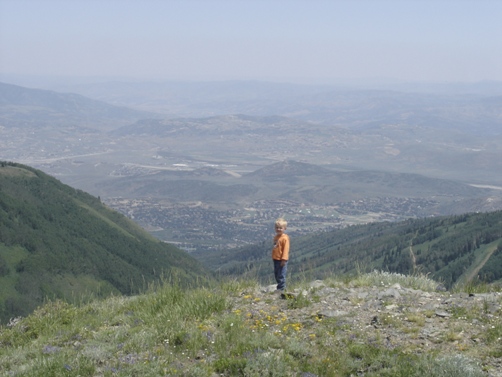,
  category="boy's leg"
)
[273,260,281,289]
[274,260,288,291]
